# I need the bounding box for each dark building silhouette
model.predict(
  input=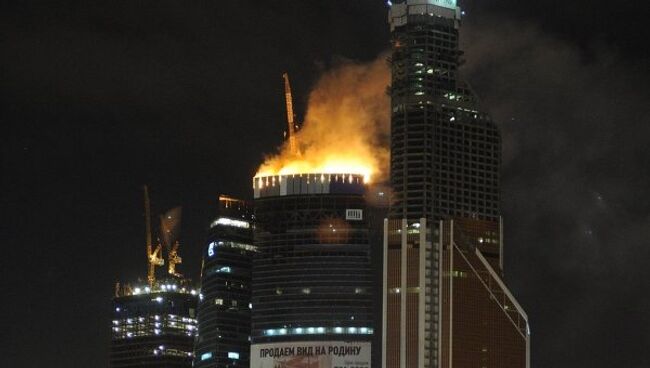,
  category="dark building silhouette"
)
[384,1,530,368]
[193,196,256,368]
[250,173,374,368]
[110,279,198,368]
[389,1,500,222]
[366,185,392,368]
